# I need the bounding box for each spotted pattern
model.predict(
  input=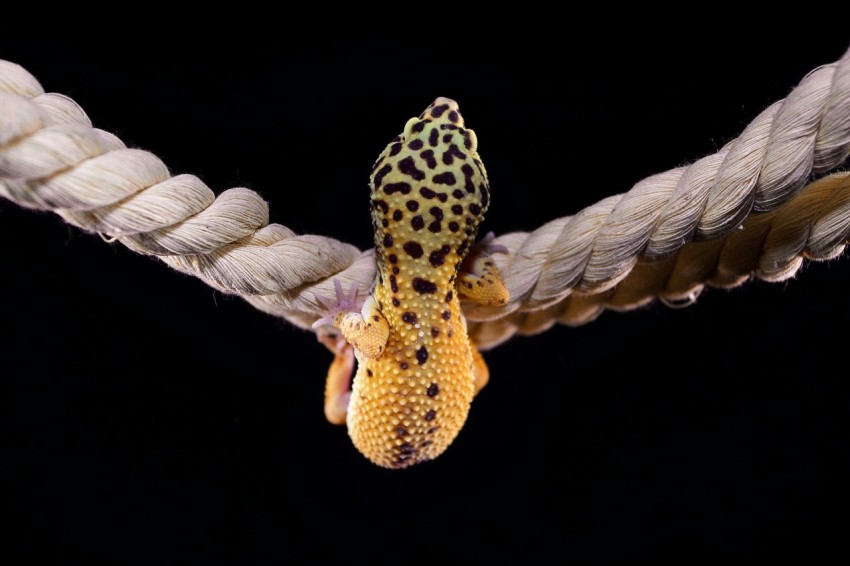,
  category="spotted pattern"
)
[342,97,500,469]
